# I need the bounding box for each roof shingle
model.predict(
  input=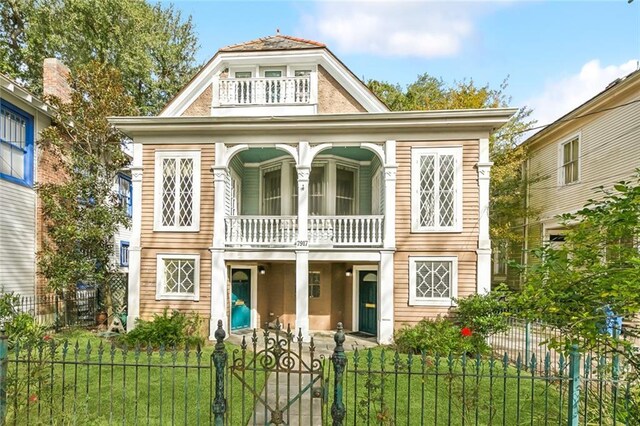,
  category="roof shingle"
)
[219,34,325,52]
